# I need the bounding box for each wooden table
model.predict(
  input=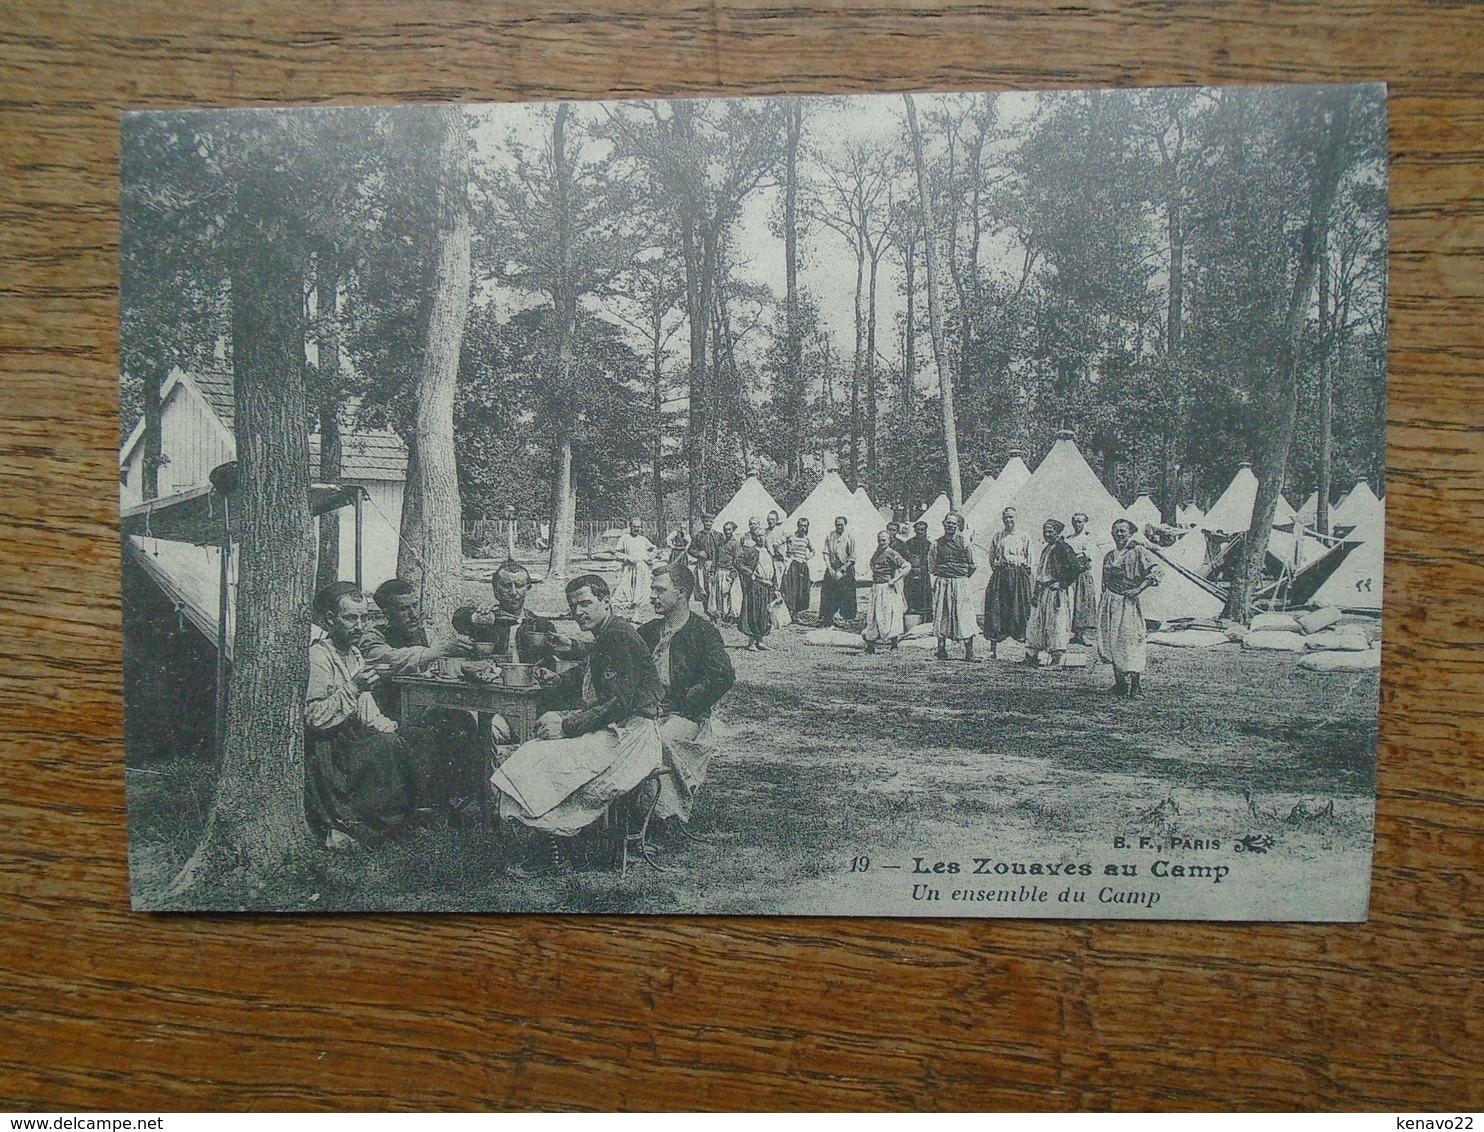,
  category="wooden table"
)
[393,673,545,746]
